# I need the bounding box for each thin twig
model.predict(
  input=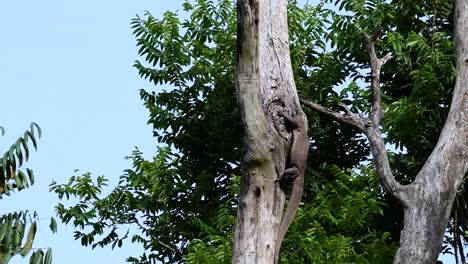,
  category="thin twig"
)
[133,215,181,253]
